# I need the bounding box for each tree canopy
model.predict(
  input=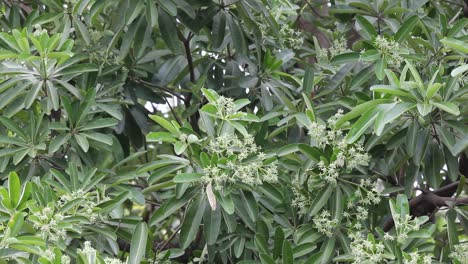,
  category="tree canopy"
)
[0,0,467,263]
